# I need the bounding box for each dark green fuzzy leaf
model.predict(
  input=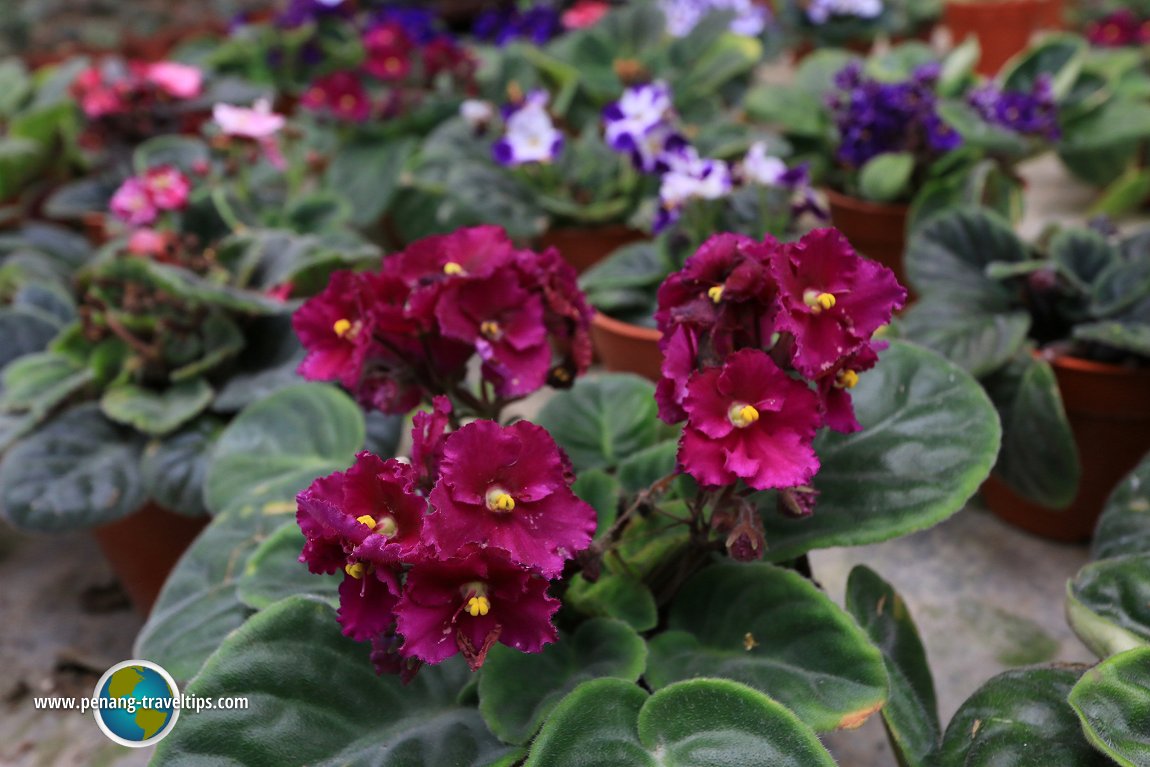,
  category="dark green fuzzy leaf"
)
[236,521,339,610]
[1069,647,1150,767]
[100,378,214,437]
[140,416,223,517]
[1067,554,1150,659]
